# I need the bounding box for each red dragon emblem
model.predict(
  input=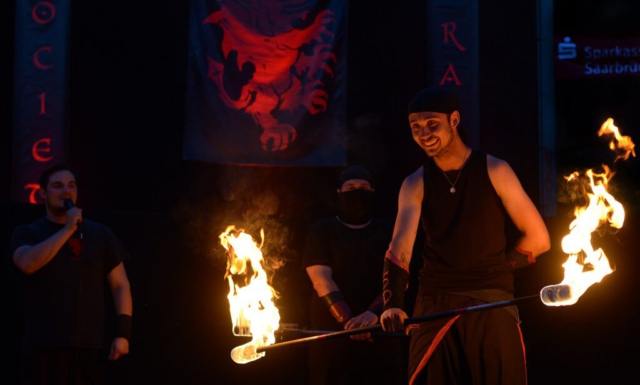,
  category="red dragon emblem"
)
[202,0,337,152]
